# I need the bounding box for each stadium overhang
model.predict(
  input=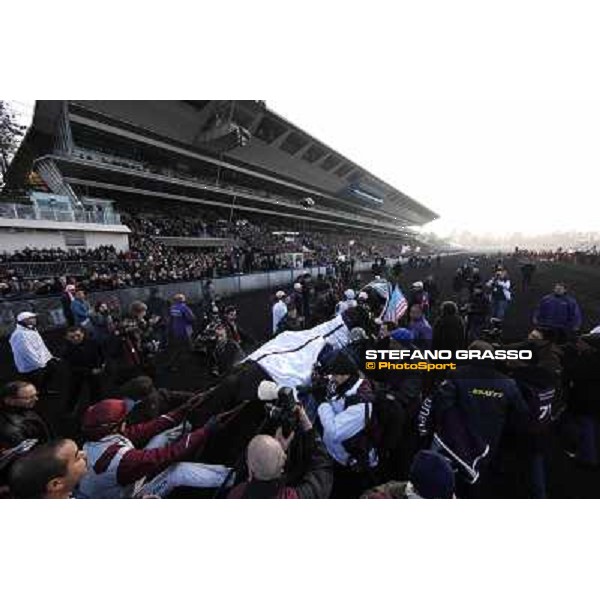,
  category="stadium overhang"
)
[9,100,440,228]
